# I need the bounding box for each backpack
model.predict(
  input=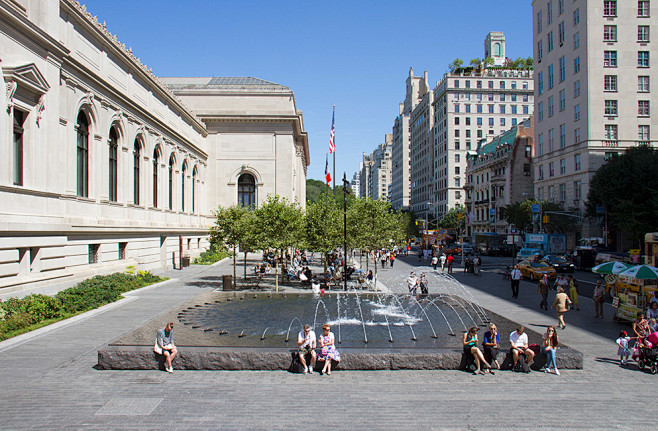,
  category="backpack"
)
[513,354,531,373]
